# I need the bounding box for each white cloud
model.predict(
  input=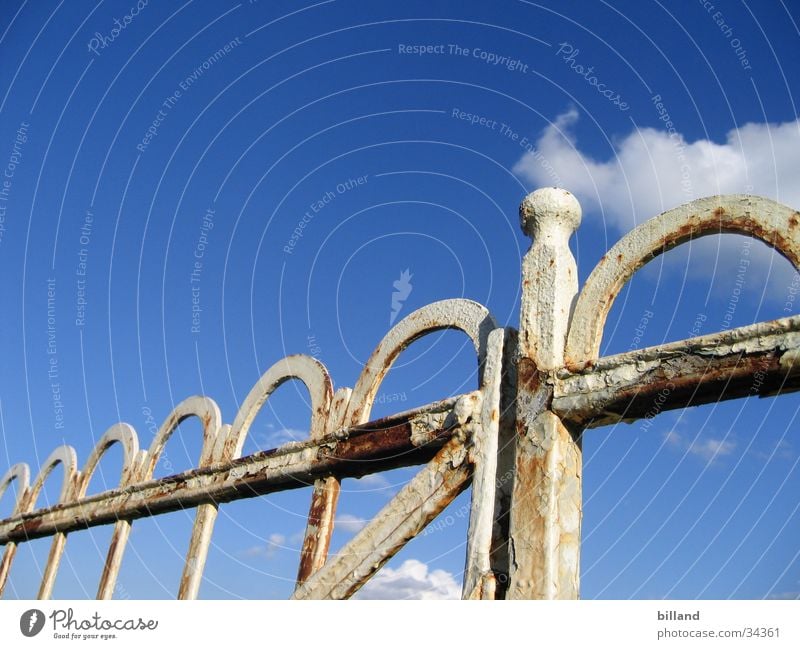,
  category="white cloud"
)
[354,473,390,489]
[665,429,736,463]
[344,472,398,498]
[514,108,800,231]
[355,559,461,600]
[686,438,737,461]
[753,439,795,462]
[513,109,800,294]
[335,513,367,533]
[254,427,308,449]
[239,532,287,559]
